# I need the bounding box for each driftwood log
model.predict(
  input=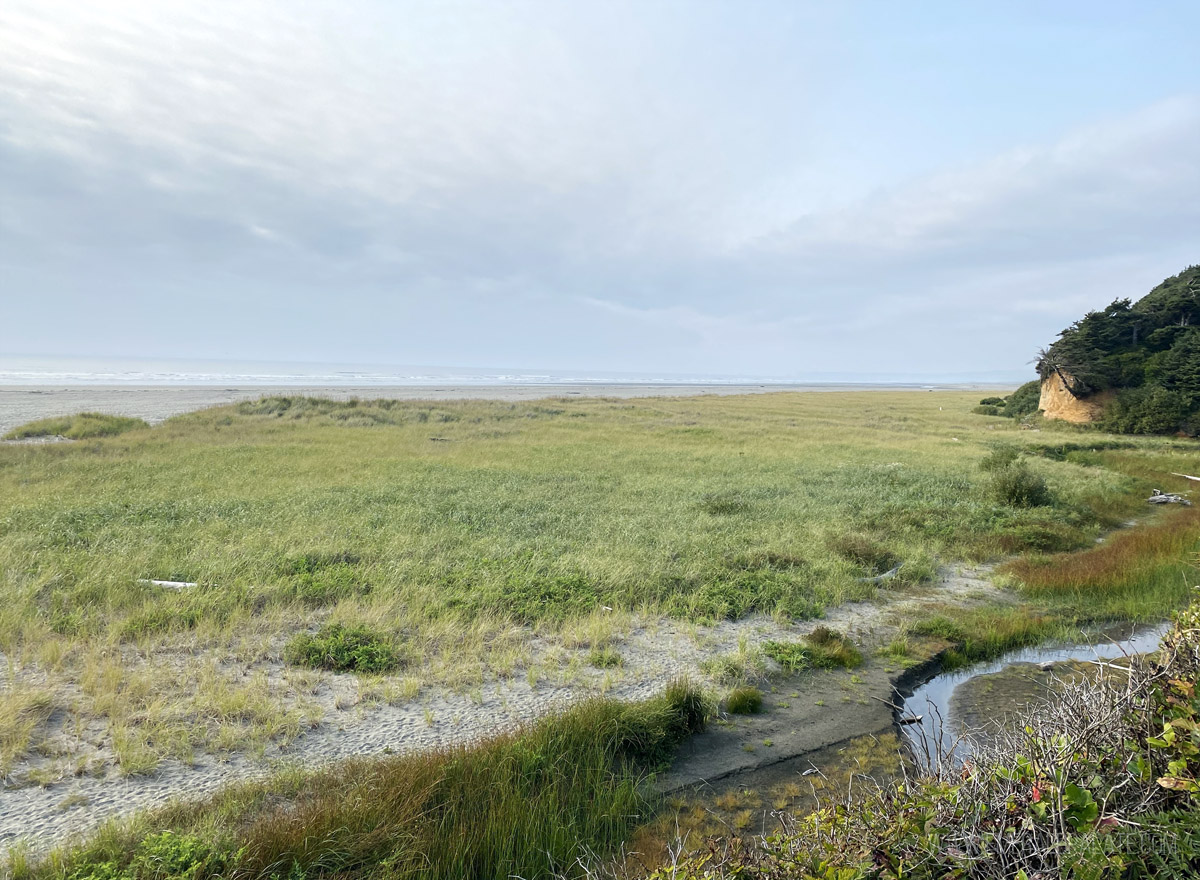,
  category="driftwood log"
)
[1148,489,1192,506]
